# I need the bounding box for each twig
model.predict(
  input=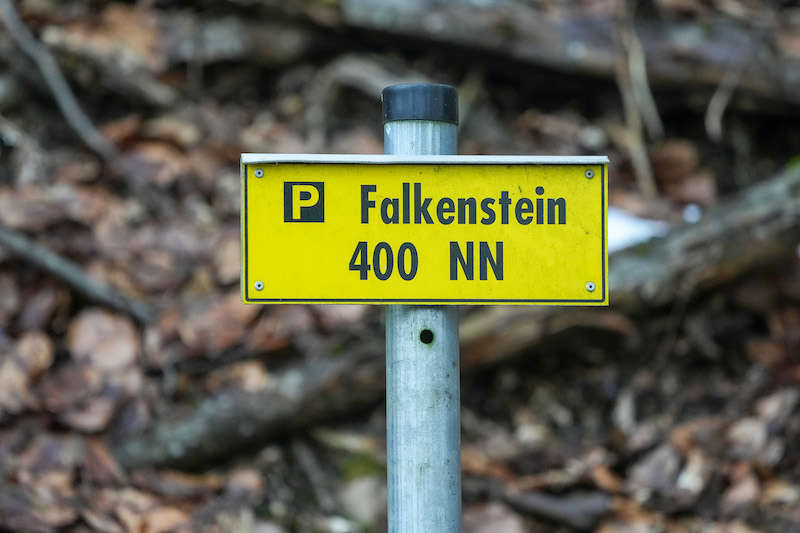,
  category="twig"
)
[704,22,771,143]
[291,439,337,513]
[615,0,659,200]
[0,114,46,185]
[705,64,744,143]
[0,222,151,323]
[501,488,612,530]
[0,0,173,216]
[0,0,118,160]
[654,270,700,362]
[471,478,612,530]
[305,54,426,151]
[624,25,663,140]
[457,67,484,131]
